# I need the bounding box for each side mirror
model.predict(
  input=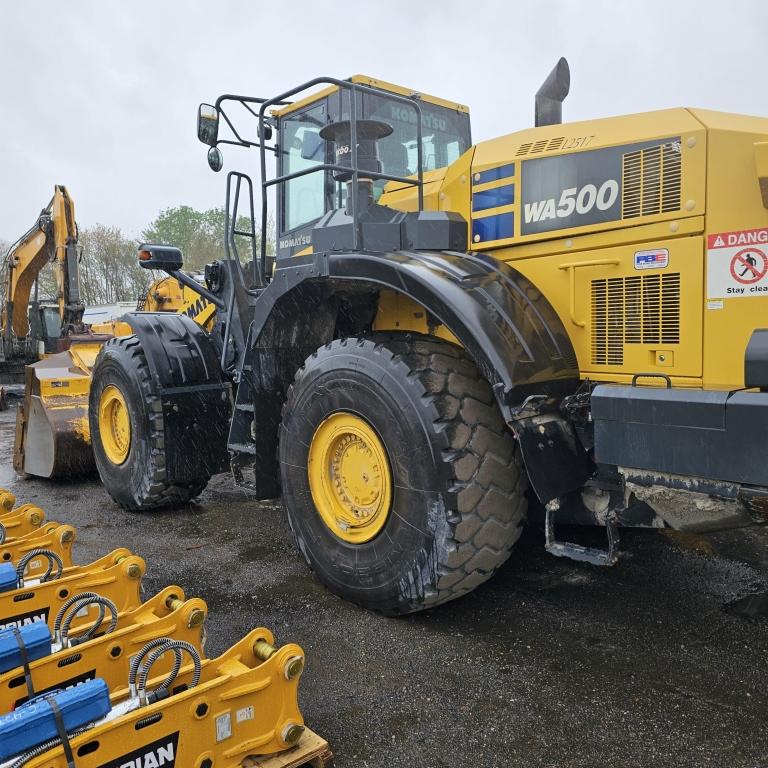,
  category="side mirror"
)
[300,130,323,161]
[197,103,219,146]
[138,244,183,272]
[207,146,223,172]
